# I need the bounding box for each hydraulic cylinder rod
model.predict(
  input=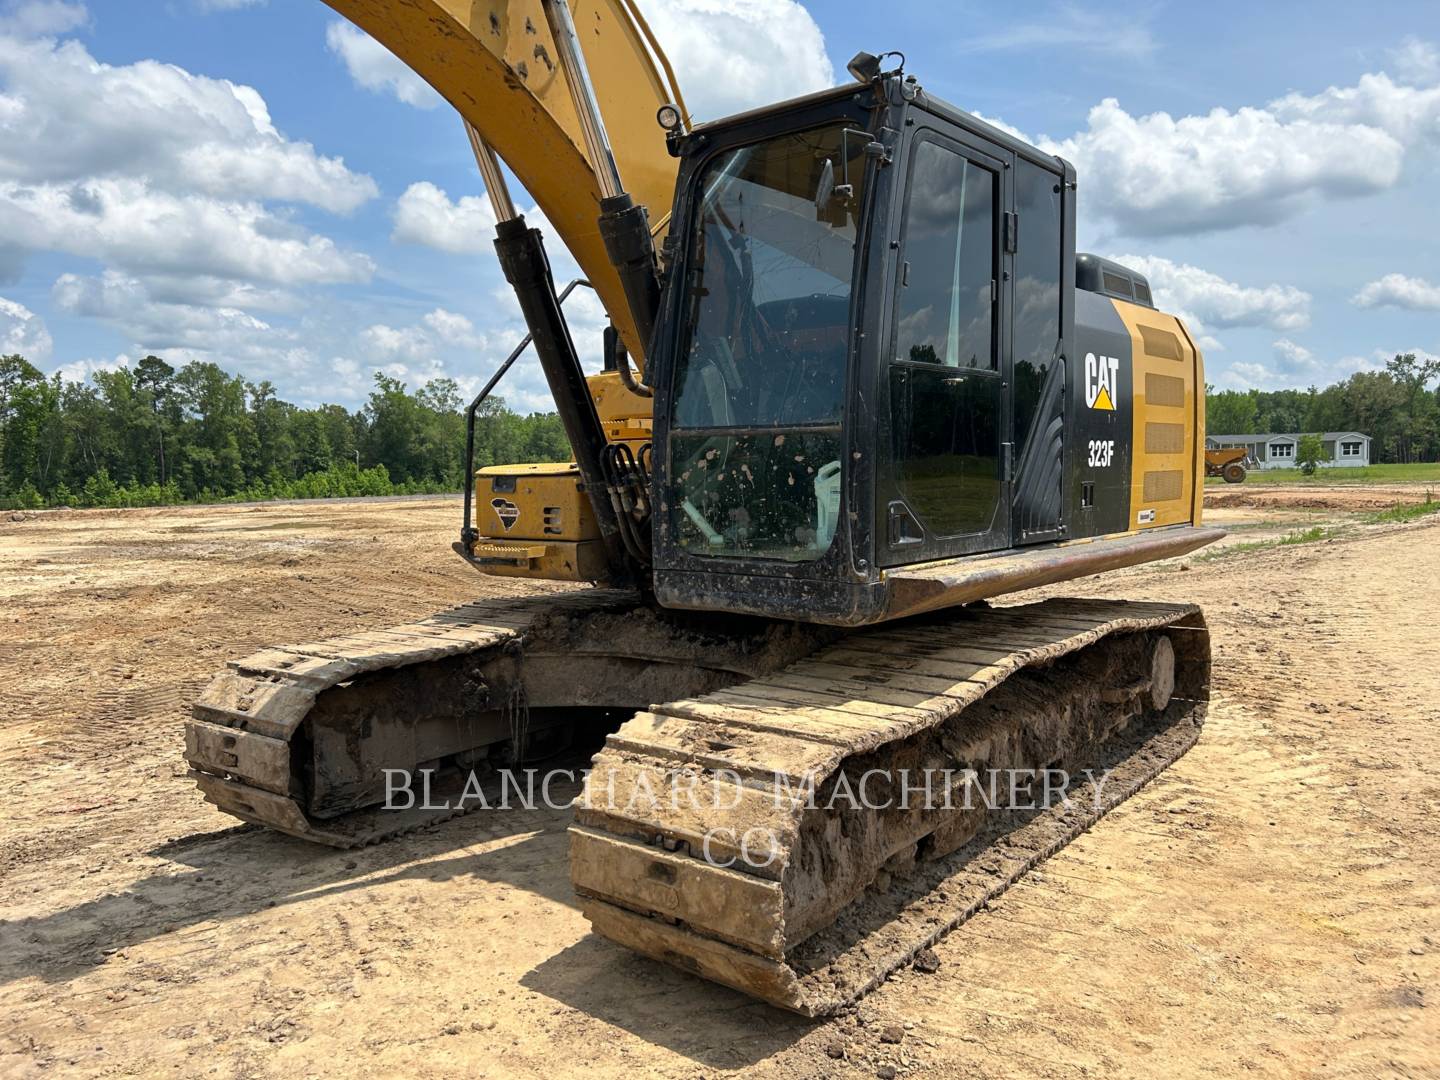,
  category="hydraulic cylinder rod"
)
[493,216,636,586]
[541,0,662,365]
[464,121,518,224]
